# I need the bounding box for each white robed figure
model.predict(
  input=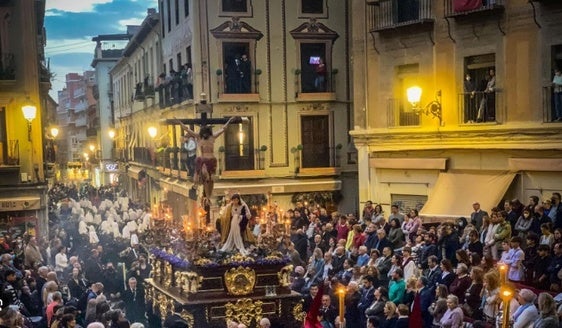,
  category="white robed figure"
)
[220,194,255,255]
